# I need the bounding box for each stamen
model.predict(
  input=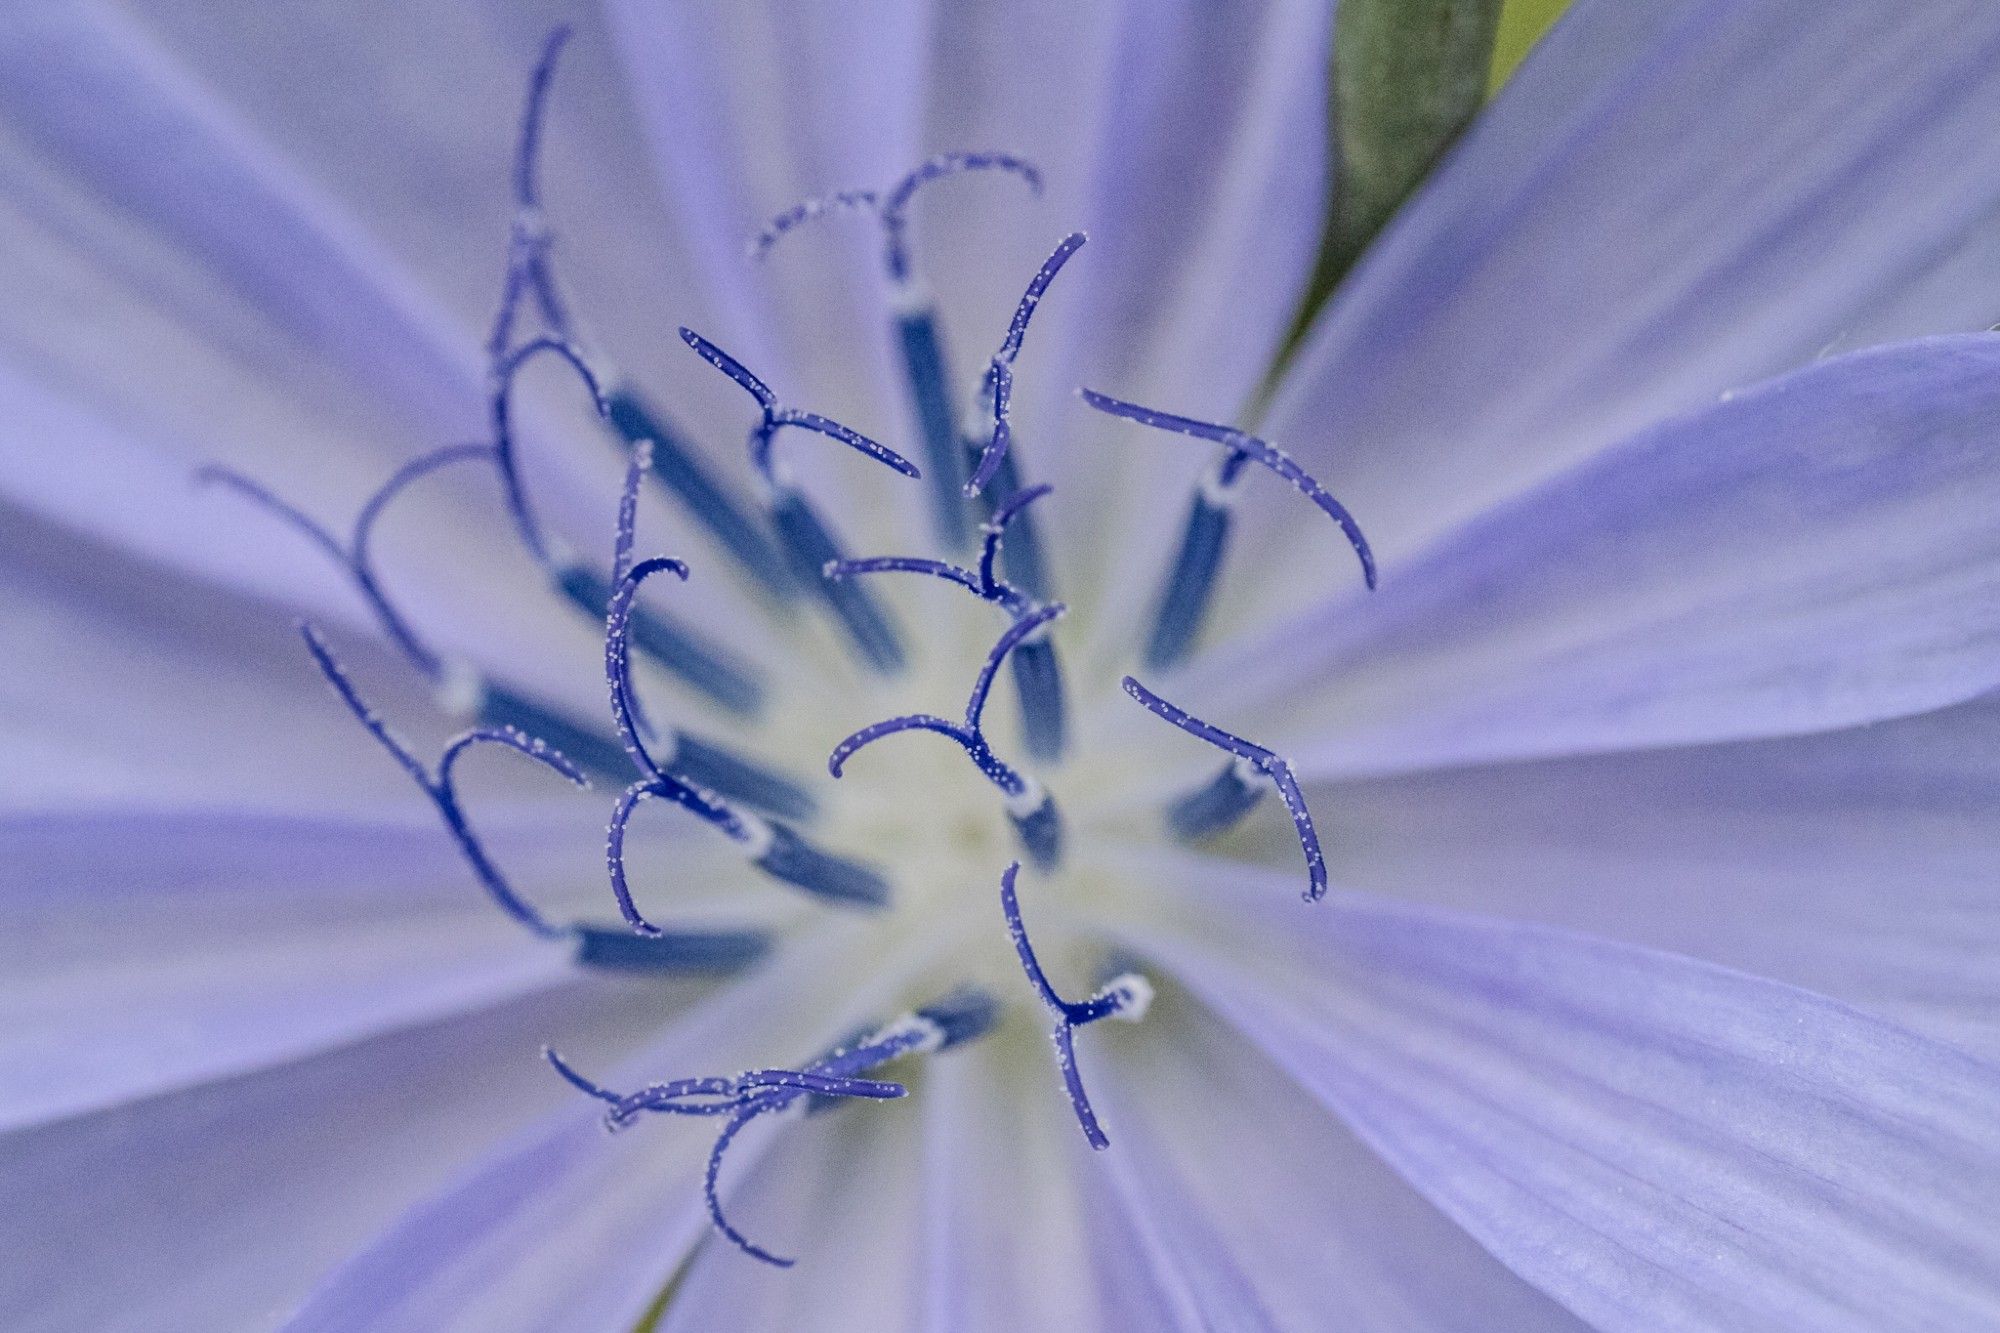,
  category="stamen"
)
[299,623,768,971]
[549,987,997,1267]
[579,488,813,816]
[494,32,799,608]
[487,26,576,360]
[202,453,686,794]
[605,561,888,923]
[1081,388,1376,668]
[829,604,1068,870]
[457,666,808,819]
[981,485,1066,762]
[999,862,1151,1150]
[827,484,1069,763]
[550,561,763,718]
[198,444,491,680]
[547,437,767,718]
[965,231,1087,497]
[910,986,1003,1052]
[450,677,635,791]
[603,387,799,603]
[680,327,916,674]
[201,445,776,788]
[488,335,609,568]
[1008,634,1066,766]
[1121,676,1326,902]
[752,151,1043,549]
